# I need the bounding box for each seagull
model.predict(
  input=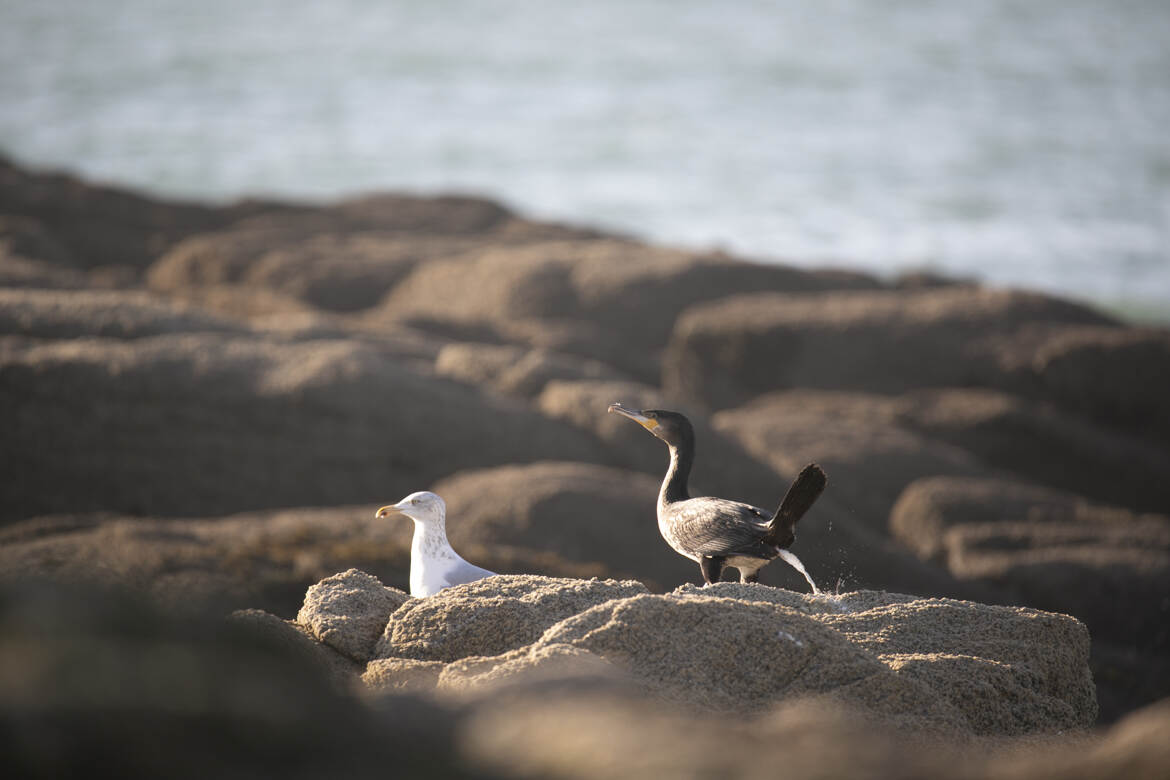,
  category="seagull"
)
[375,491,496,596]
